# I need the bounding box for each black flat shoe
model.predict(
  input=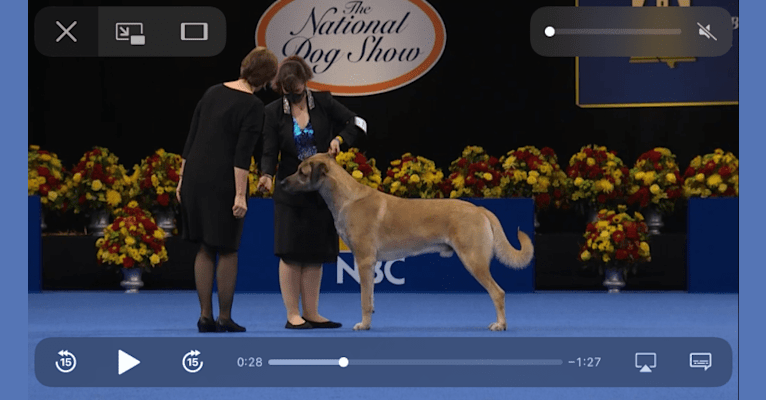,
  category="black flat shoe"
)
[197,316,217,333]
[285,320,313,329]
[303,318,342,329]
[216,317,246,332]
